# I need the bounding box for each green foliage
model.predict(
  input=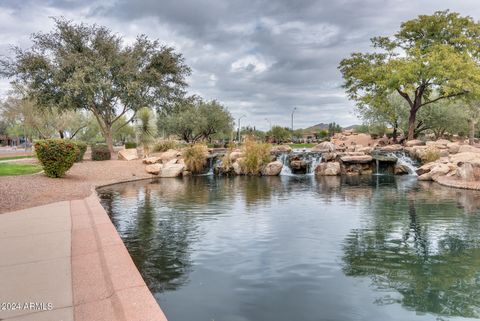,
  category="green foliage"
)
[354,124,370,134]
[136,107,157,156]
[267,126,291,143]
[183,144,208,174]
[34,139,79,178]
[0,163,42,176]
[328,122,342,136]
[73,141,87,162]
[317,129,328,138]
[158,97,233,143]
[124,142,137,149]
[241,126,266,141]
[2,18,190,152]
[368,123,388,138]
[91,144,111,161]
[339,11,480,139]
[153,139,179,152]
[241,138,271,175]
